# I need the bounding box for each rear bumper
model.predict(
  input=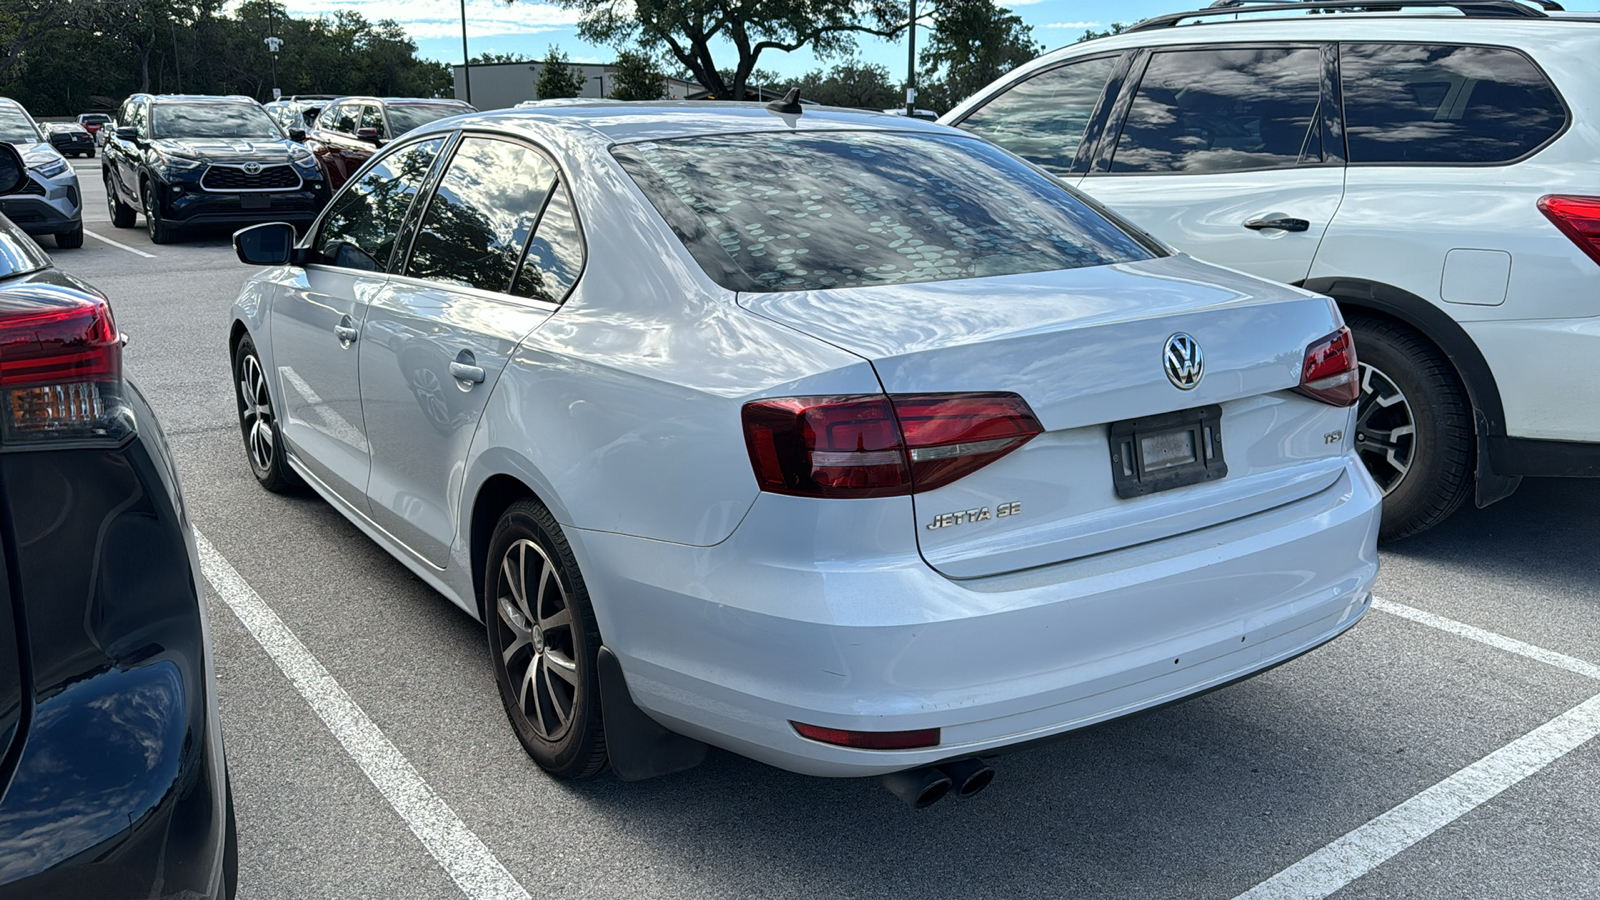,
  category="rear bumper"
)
[578,456,1382,777]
